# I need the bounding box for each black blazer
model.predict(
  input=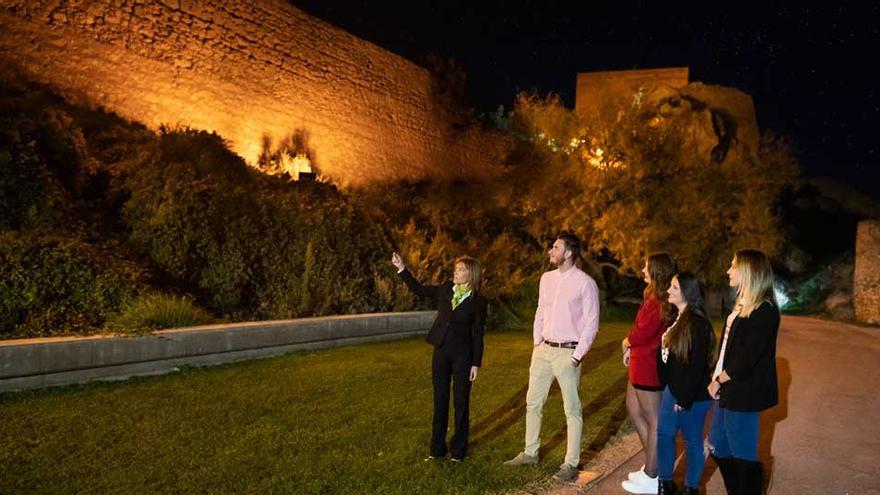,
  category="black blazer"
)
[398,269,487,367]
[657,314,714,410]
[718,301,781,412]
